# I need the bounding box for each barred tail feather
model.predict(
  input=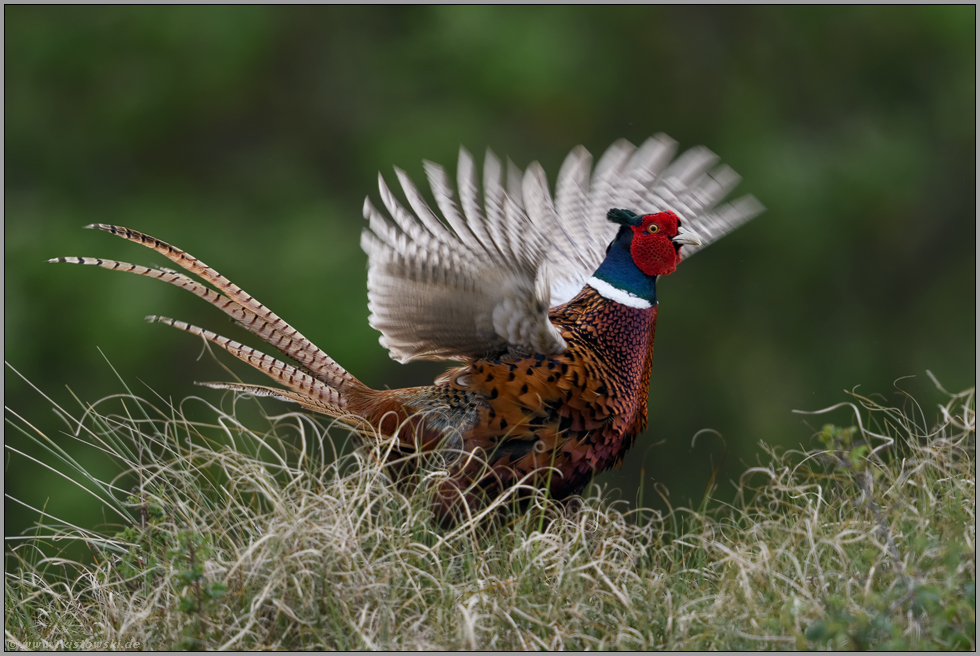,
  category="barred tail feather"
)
[194,382,372,424]
[48,257,322,379]
[62,225,362,396]
[146,315,349,417]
